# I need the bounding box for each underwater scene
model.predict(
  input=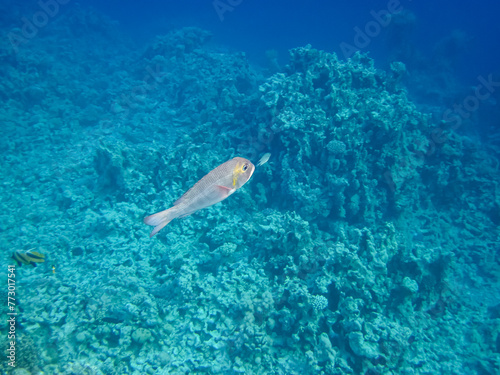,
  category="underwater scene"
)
[1,1,499,374]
